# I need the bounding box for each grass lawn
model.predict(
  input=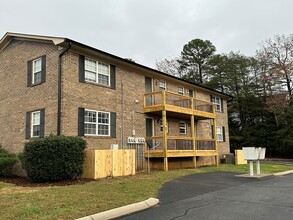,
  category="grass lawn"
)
[0,163,292,220]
